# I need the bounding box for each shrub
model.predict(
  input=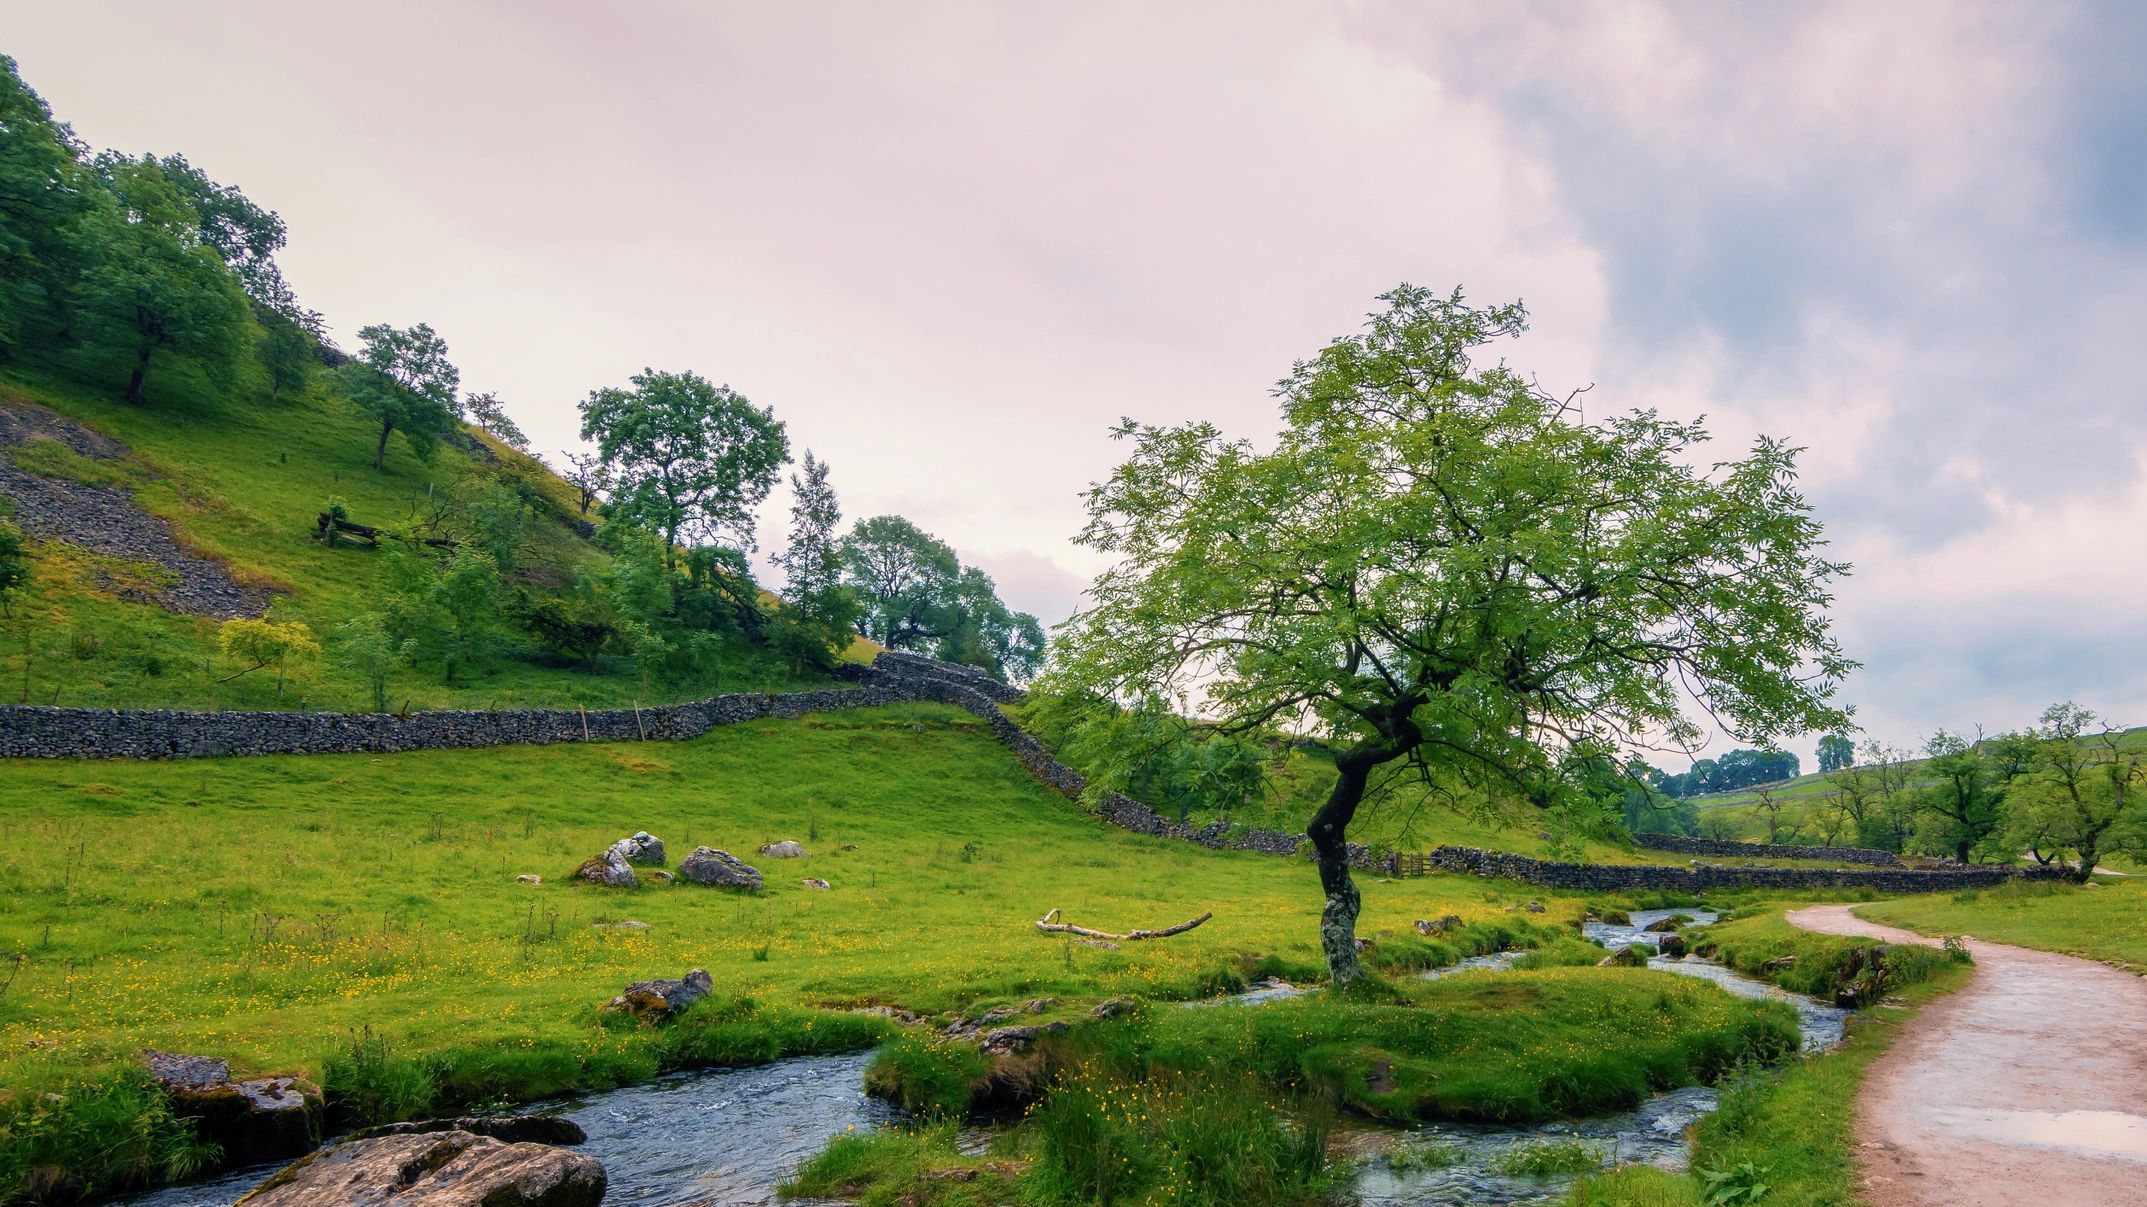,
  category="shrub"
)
[1488,1137,1608,1176]
[320,1027,437,1125]
[0,1067,221,1203]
